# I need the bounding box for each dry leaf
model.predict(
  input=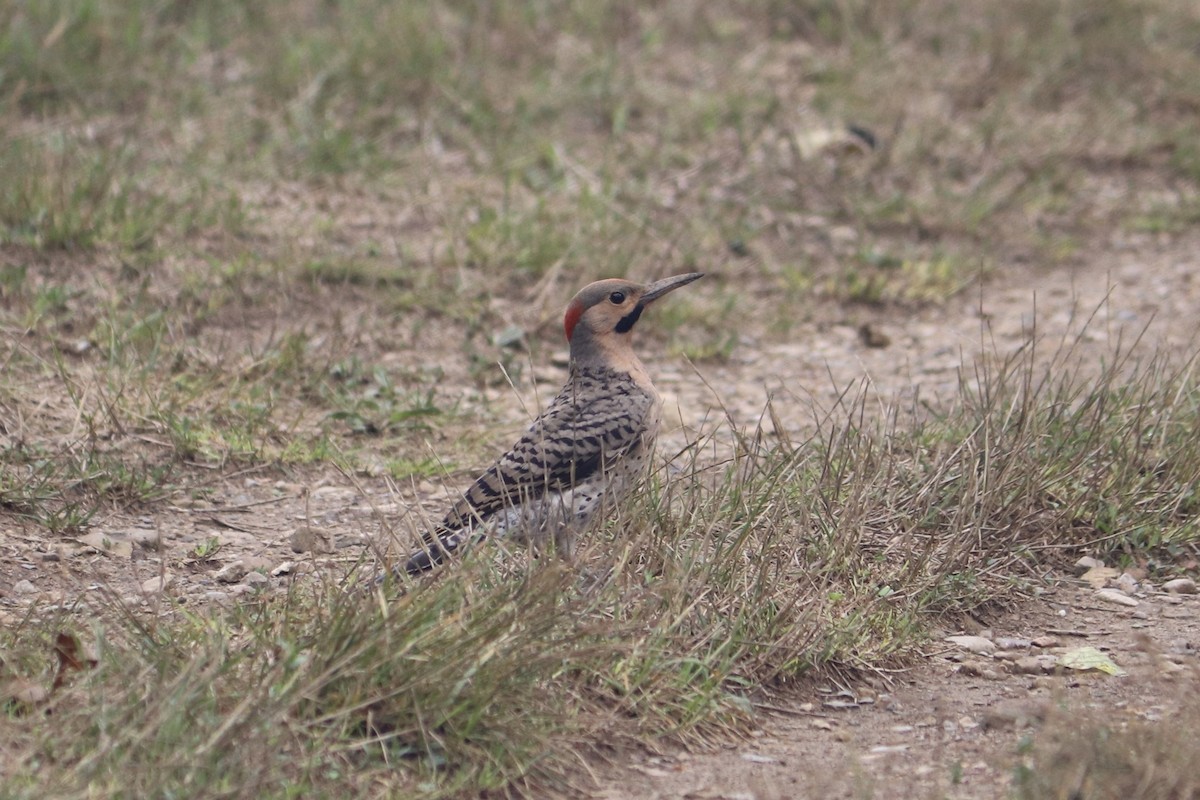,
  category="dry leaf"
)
[52,632,98,690]
[1060,646,1126,677]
